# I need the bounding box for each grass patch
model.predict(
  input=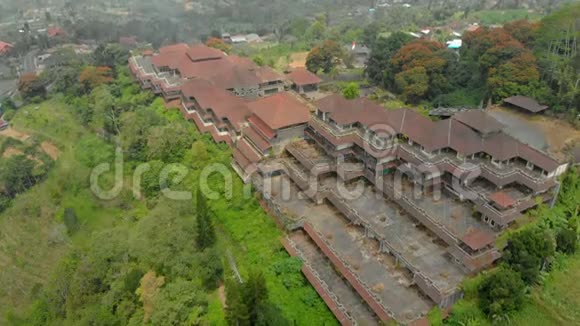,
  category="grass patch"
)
[232,41,310,71]
[470,9,543,25]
